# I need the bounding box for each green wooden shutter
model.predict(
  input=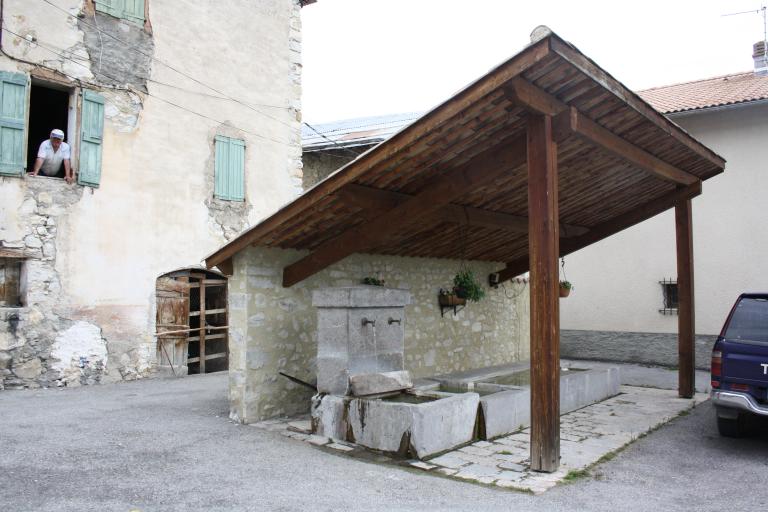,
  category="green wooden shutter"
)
[0,71,27,177]
[94,0,125,18]
[78,90,105,188]
[214,136,245,201]
[121,0,145,24]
